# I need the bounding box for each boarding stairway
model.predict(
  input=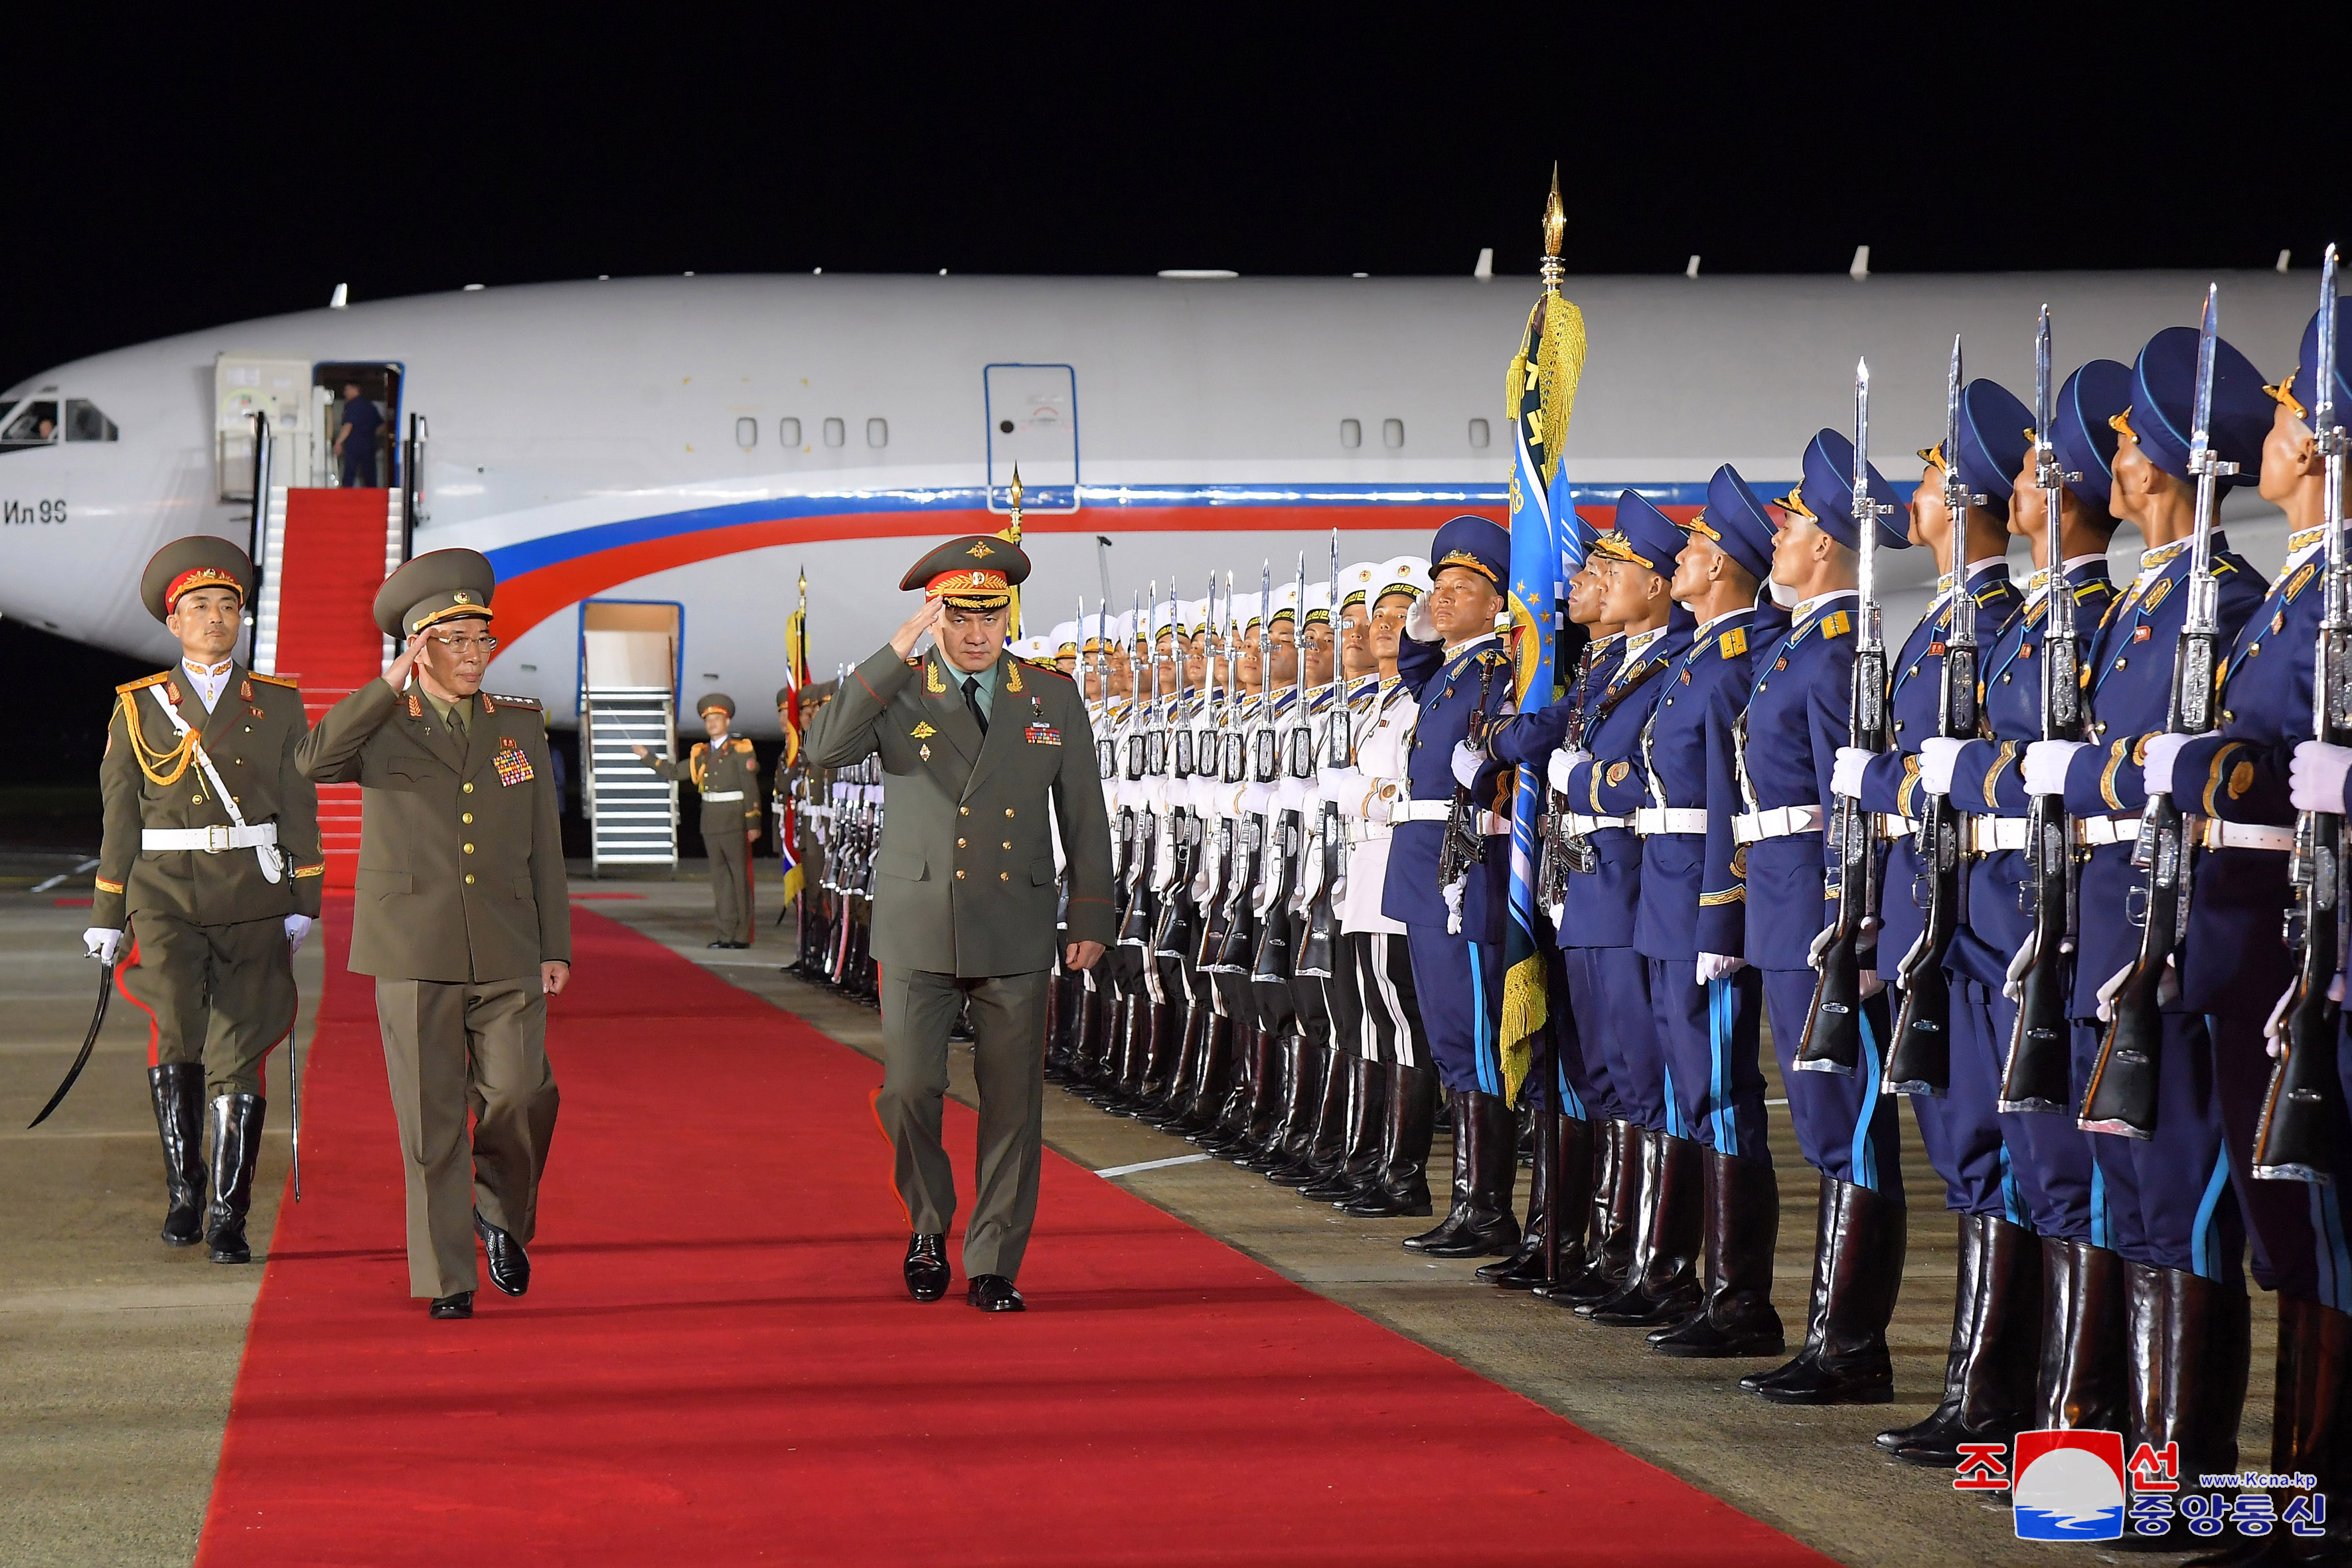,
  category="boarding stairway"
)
[583,688,679,870]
